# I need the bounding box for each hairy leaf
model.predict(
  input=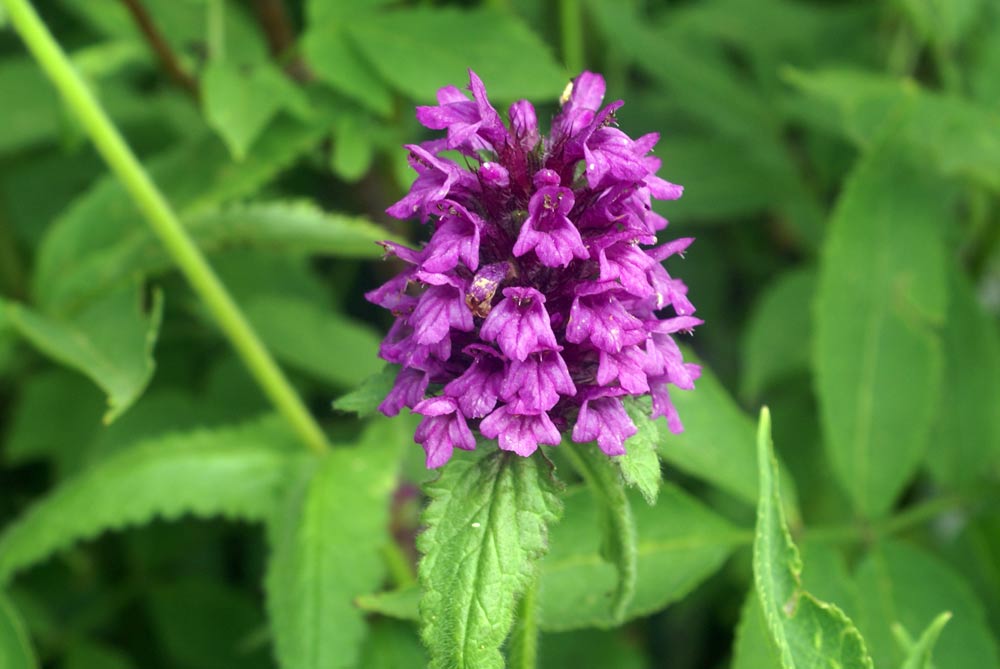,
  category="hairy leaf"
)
[0,417,300,584]
[753,408,874,669]
[418,450,562,669]
[615,398,662,504]
[265,418,404,669]
[814,137,948,518]
[0,592,36,669]
[1,285,162,423]
[357,483,745,631]
[348,8,567,102]
[566,444,637,623]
